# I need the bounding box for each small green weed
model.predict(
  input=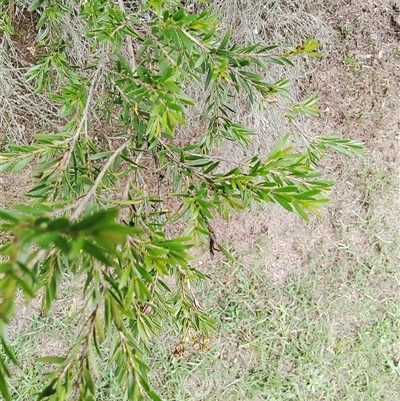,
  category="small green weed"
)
[343,55,360,71]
